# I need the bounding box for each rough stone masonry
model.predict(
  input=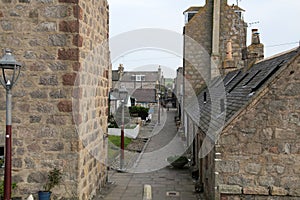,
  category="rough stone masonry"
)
[0,0,110,199]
